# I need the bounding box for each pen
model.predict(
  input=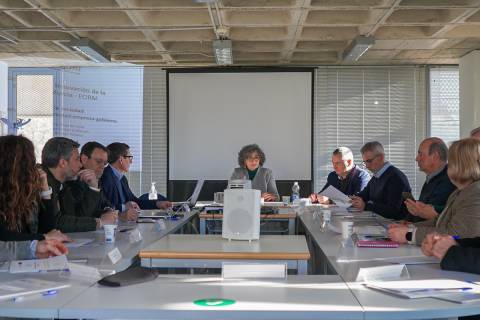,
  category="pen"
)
[13,290,58,302]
